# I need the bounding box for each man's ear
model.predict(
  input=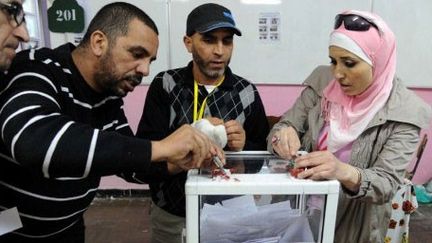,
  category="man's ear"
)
[183,35,193,53]
[90,30,109,57]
